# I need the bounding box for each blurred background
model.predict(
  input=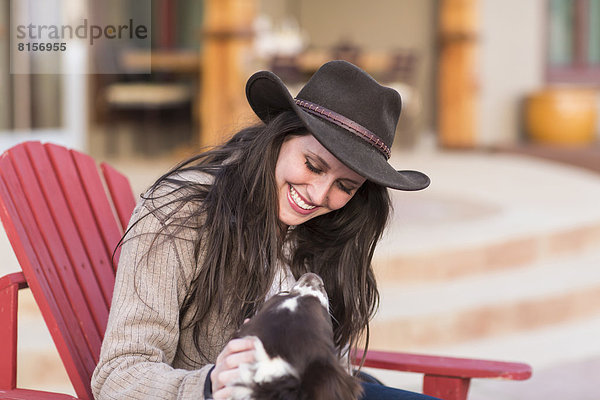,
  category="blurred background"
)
[1,0,600,398]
